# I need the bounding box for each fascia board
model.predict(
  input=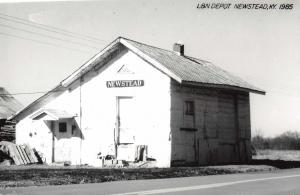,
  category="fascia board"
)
[61,39,121,87]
